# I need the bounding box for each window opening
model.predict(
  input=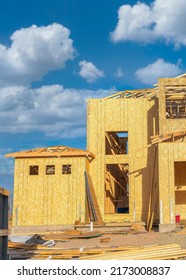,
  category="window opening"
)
[105,131,128,155]
[105,163,129,214]
[29,165,39,175]
[46,165,55,175]
[62,164,71,174]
